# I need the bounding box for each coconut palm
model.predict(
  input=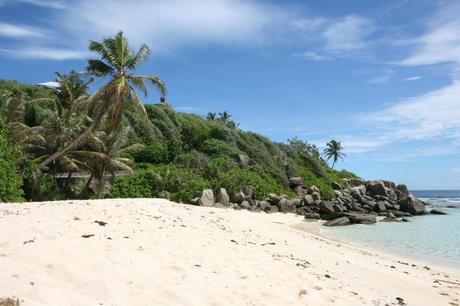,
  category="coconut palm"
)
[323,139,345,169]
[206,112,216,121]
[0,85,28,124]
[37,31,167,170]
[218,111,231,123]
[77,125,143,198]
